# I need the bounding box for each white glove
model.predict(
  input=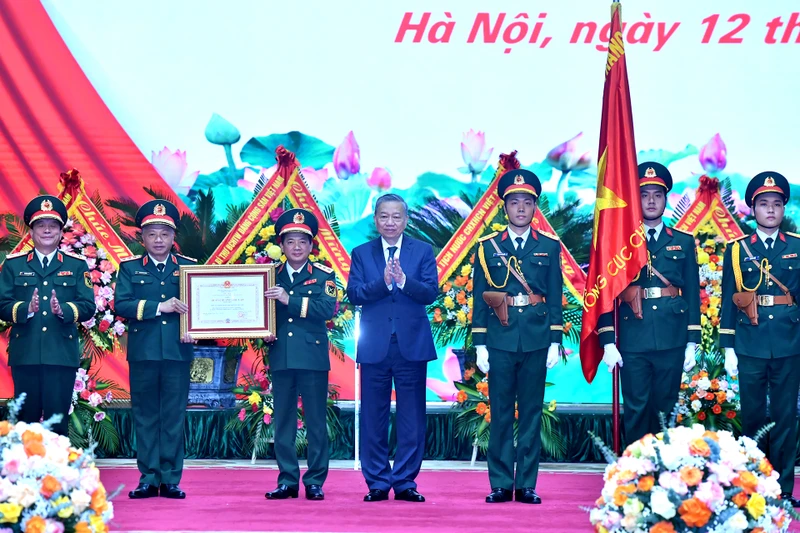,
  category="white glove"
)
[724,348,738,376]
[683,342,697,372]
[602,344,622,372]
[546,343,560,369]
[476,345,490,373]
